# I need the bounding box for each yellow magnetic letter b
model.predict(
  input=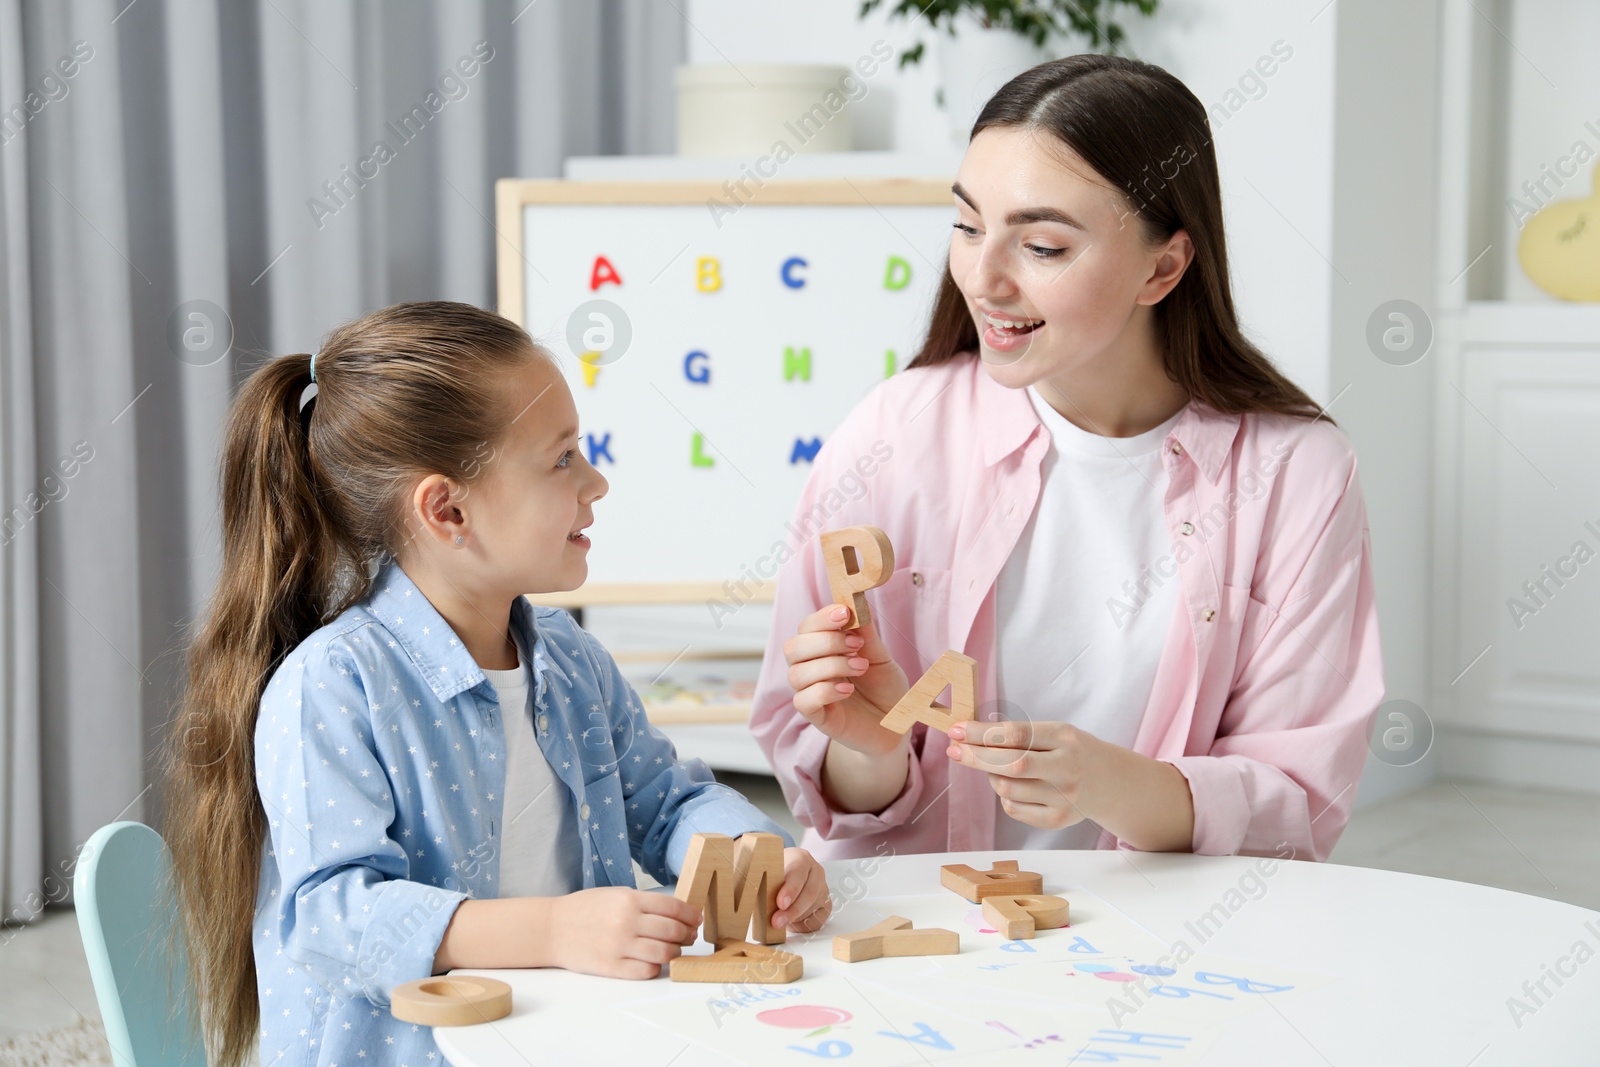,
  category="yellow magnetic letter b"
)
[696,256,722,292]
